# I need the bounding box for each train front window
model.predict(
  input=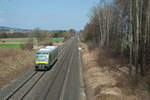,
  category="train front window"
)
[36,54,49,61]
